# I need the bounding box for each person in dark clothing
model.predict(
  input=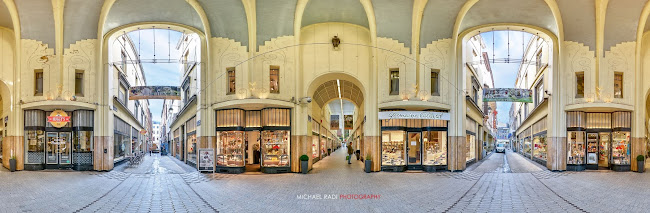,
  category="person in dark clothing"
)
[347,142,354,164]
